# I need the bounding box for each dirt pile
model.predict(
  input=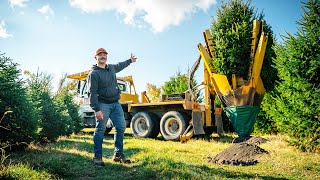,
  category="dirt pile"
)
[244,136,267,145]
[232,136,267,144]
[208,136,268,166]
